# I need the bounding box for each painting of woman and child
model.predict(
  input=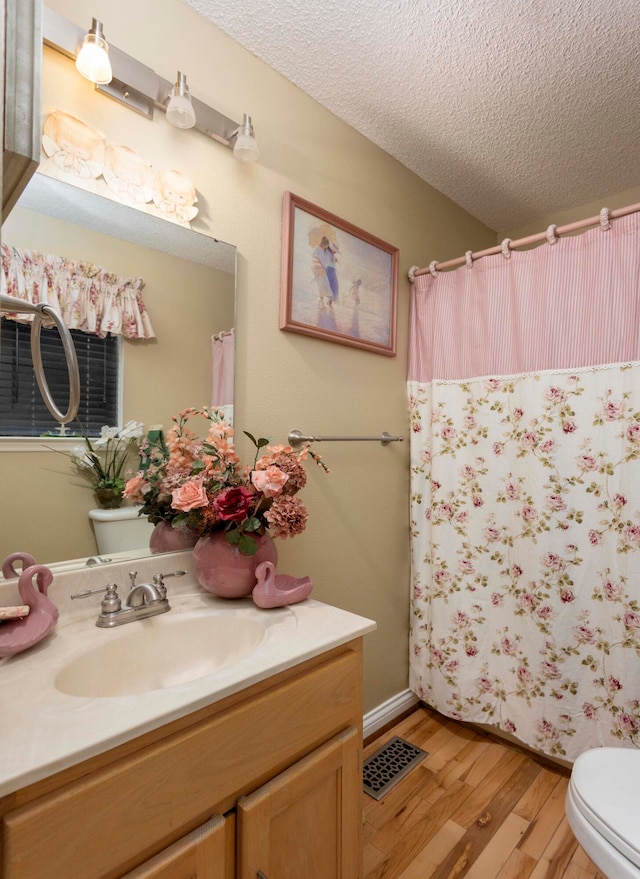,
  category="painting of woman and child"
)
[280,193,399,356]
